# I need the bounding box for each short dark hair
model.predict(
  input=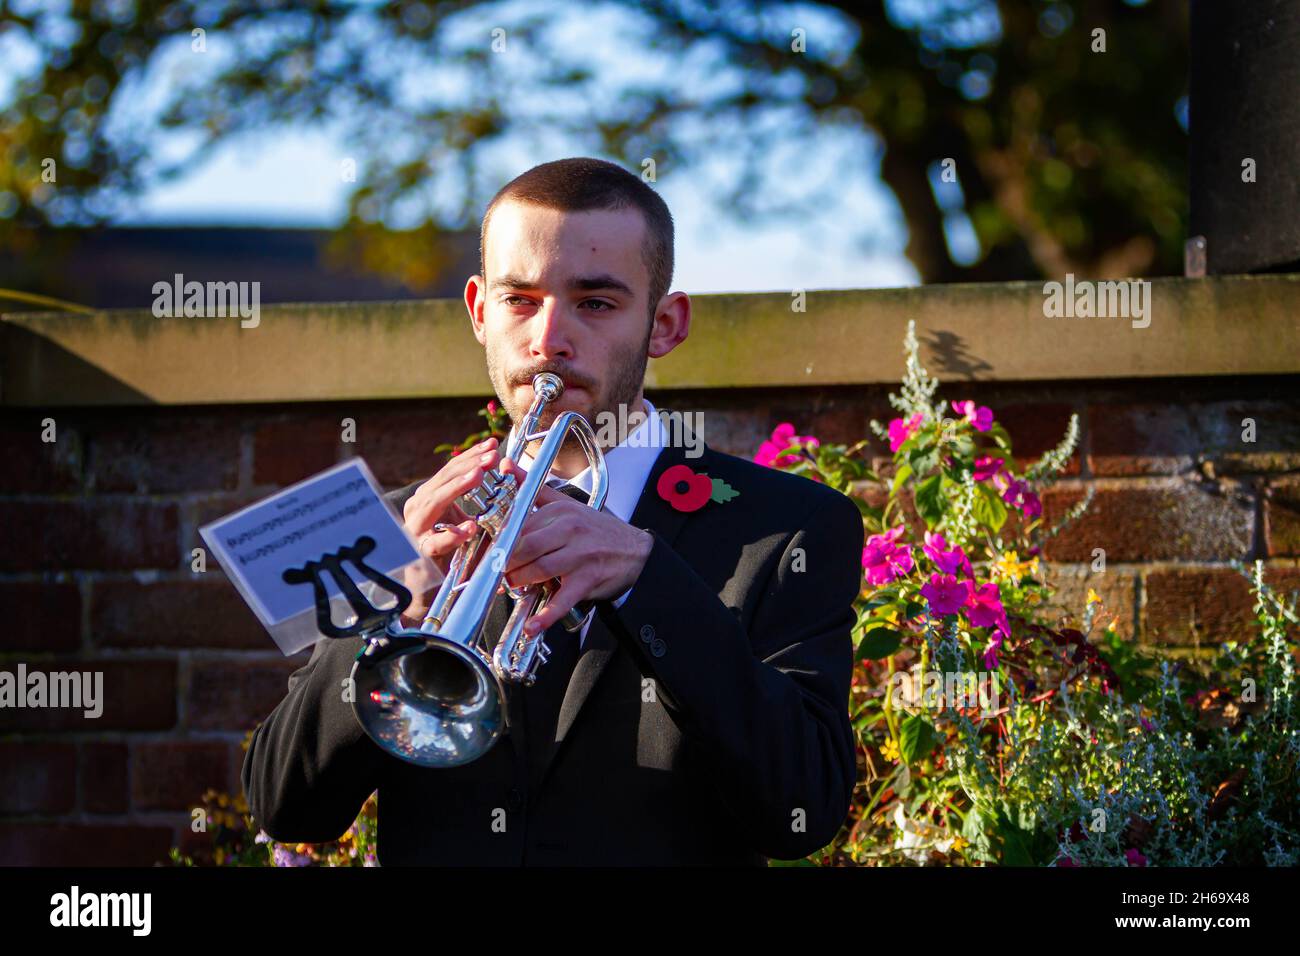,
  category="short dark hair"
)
[479,157,674,322]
